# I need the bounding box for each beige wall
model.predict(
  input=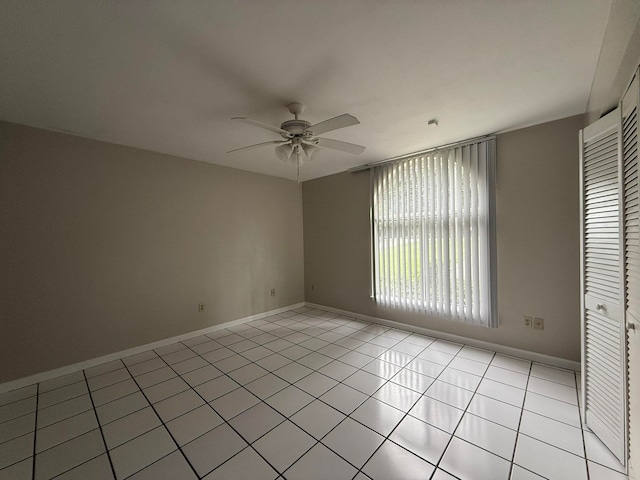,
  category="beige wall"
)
[0,121,304,383]
[303,114,584,361]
